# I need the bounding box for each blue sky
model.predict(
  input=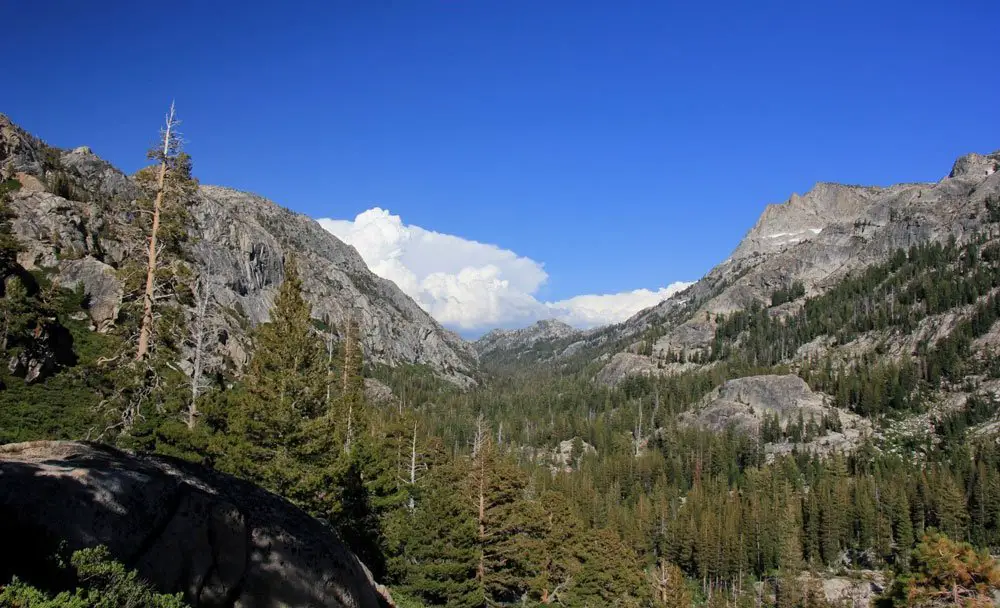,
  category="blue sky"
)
[3,1,999,332]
